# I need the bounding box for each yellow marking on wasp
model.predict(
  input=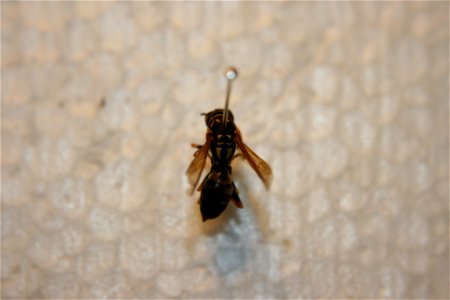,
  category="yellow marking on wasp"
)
[226,149,233,159]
